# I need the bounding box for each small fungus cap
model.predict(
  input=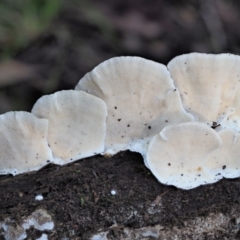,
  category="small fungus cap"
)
[32,90,107,164]
[76,56,193,155]
[168,53,240,129]
[146,122,222,189]
[0,111,53,175]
